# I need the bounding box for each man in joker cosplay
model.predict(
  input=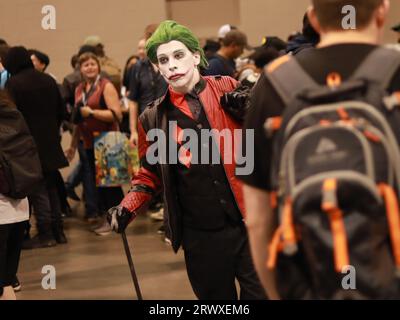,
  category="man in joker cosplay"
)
[107,20,266,300]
